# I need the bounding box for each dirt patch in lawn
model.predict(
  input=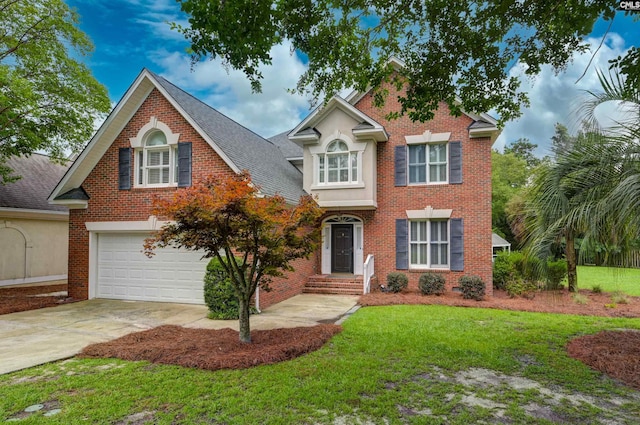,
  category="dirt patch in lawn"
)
[0,283,70,315]
[79,324,342,371]
[361,289,640,391]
